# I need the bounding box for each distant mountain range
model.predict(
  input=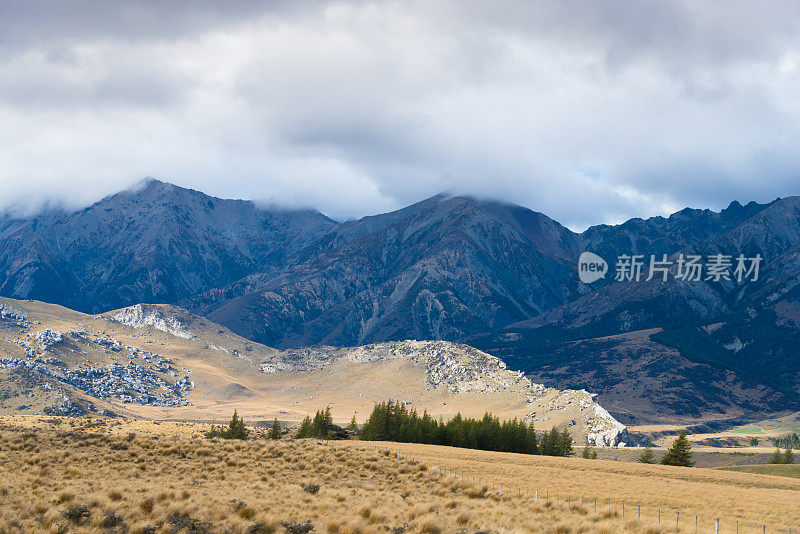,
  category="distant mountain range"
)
[2,178,798,424]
